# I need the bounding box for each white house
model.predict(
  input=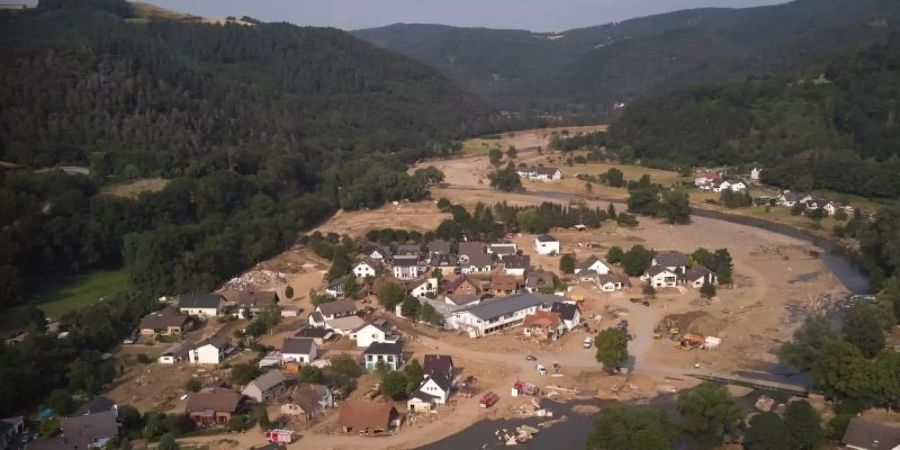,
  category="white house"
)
[750,168,762,181]
[353,320,400,348]
[281,337,318,364]
[188,333,232,365]
[574,255,610,275]
[417,374,451,404]
[550,302,581,331]
[685,266,718,288]
[408,277,438,298]
[501,254,531,277]
[315,299,357,321]
[460,252,492,274]
[596,273,630,292]
[517,166,562,182]
[324,276,352,299]
[446,293,564,337]
[533,234,560,255]
[641,266,679,288]
[363,244,392,261]
[352,259,382,279]
[487,243,518,257]
[177,294,224,317]
[393,258,426,280]
[713,180,747,192]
